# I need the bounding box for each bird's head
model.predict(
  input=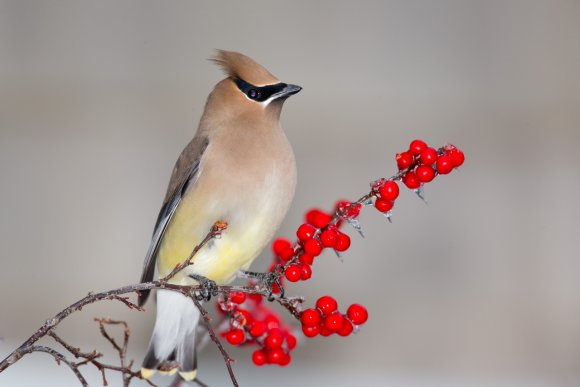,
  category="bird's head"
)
[207,50,302,121]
